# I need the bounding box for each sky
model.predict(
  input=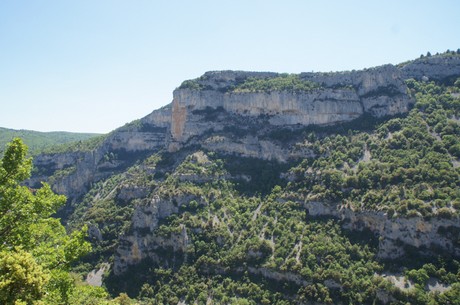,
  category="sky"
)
[1,0,459,134]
